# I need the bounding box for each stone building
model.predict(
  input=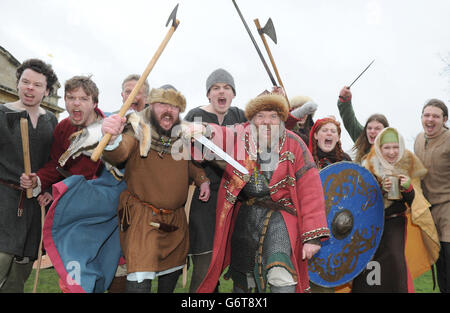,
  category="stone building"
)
[0,45,64,117]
